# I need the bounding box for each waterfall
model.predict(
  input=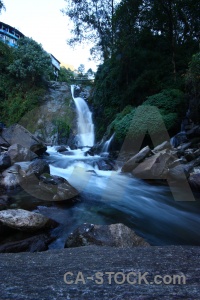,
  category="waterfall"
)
[101,133,115,153]
[71,85,95,147]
